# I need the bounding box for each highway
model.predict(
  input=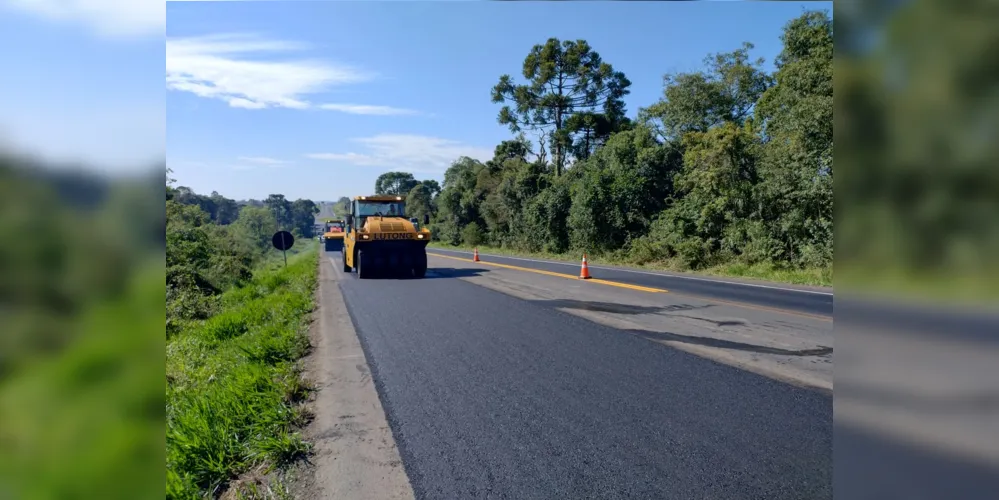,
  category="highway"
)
[315,201,338,223]
[430,247,833,318]
[325,251,834,499]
